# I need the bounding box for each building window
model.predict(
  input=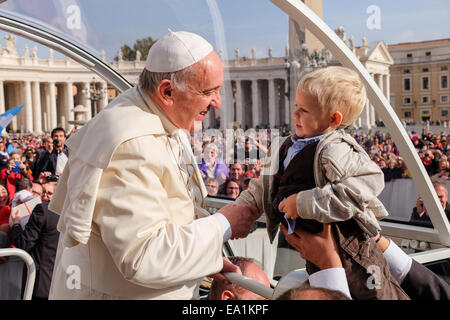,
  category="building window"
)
[441,75,448,89]
[421,110,431,122]
[422,68,429,72]
[441,95,448,103]
[442,66,448,71]
[403,78,412,91]
[442,110,448,117]
[426,51,431,56]
[404,111,412,118]
[407,53,413,58]
[422,76,430,90]
[403,97,412,105]
[422,96,430,104]
[404,69,410,74]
